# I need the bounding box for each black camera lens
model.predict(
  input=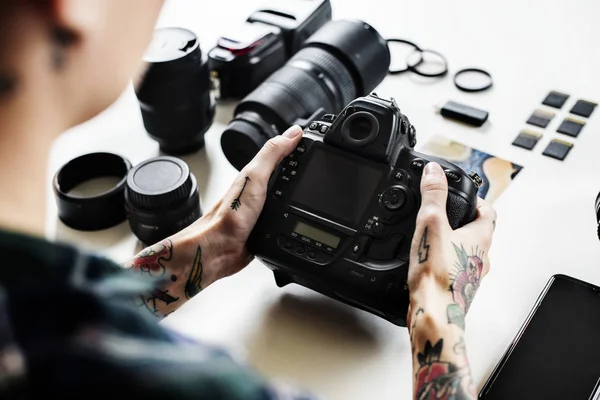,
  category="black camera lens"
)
[342,111,379,145]
[221,20,390,171]
[125,156,201,244]
[135,28,215,155]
